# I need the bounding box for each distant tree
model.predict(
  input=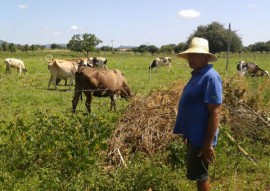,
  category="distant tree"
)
[39,45,46,50]
[174,42,186,53]
[250,42,269,53]
[8,43,16,52]
[51,43,65,50]
[100,46,112,51]
[134,45,148,53]
[147,45,159,54]
[67,33,102,57]
[22,44,29,52]
[1,42,8,51]
[30,45,37,51]
[187,21,242,53]
[160,44,176,53]
[134,44,159,54]
[51,43,58,49]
